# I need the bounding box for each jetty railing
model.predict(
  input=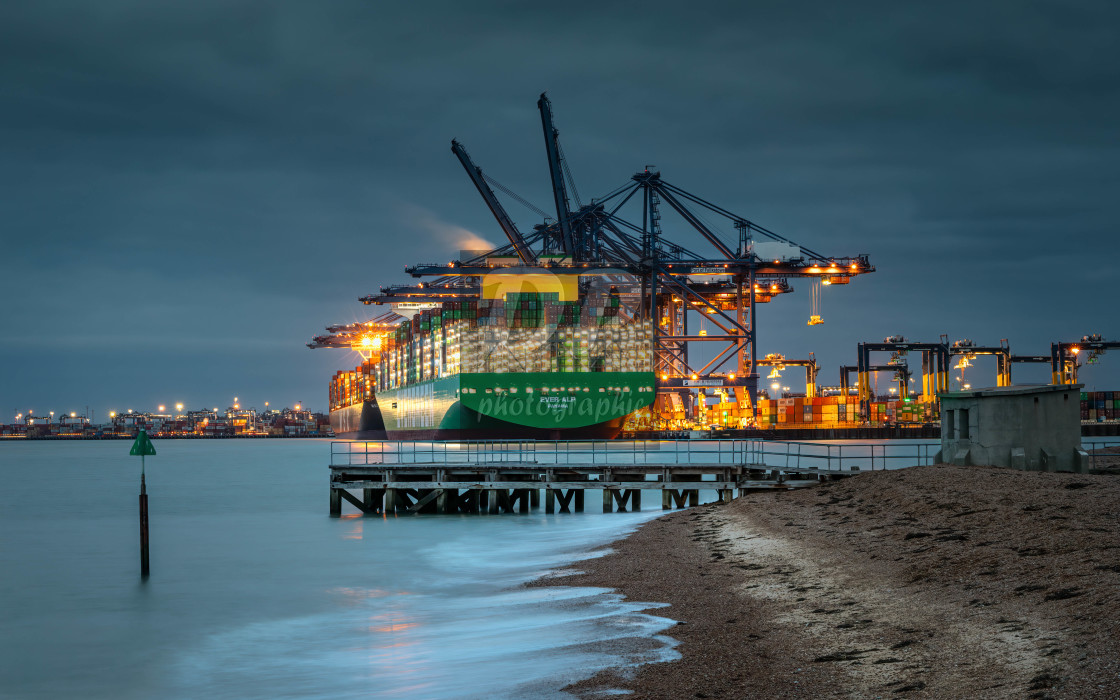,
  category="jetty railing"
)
[331,439,937,473]
[748,440,939,472]
[1083,439,1120,472]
